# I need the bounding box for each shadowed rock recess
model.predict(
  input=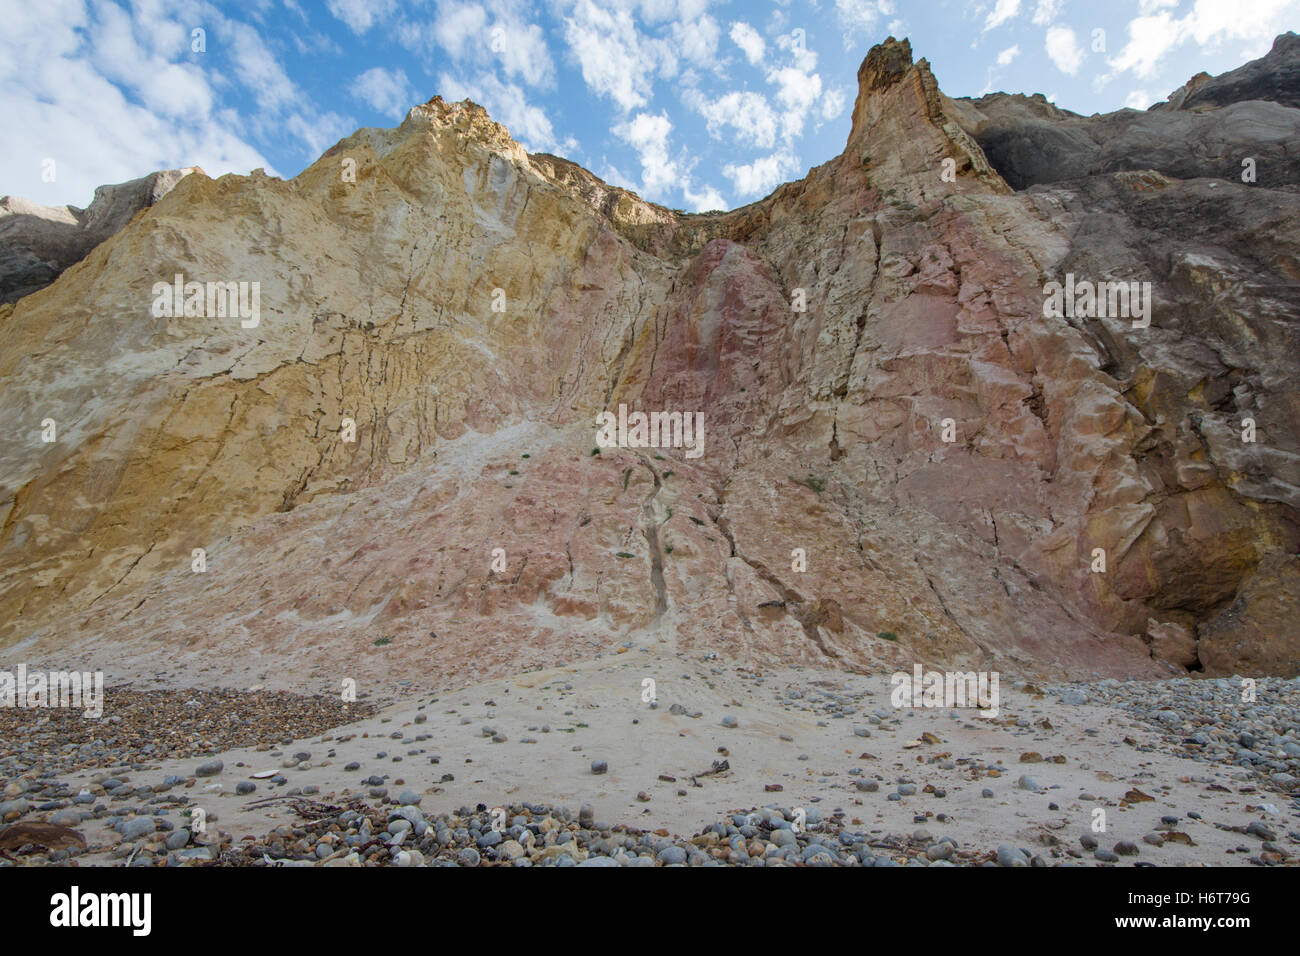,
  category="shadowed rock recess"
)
[0,36,1297,690]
